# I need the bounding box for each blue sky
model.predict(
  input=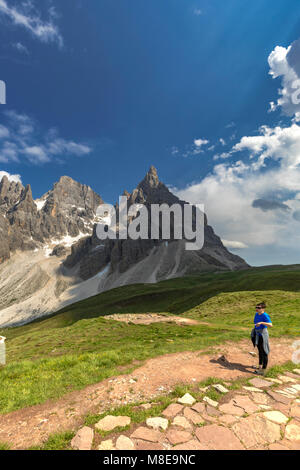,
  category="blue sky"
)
[1,0,300,265]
